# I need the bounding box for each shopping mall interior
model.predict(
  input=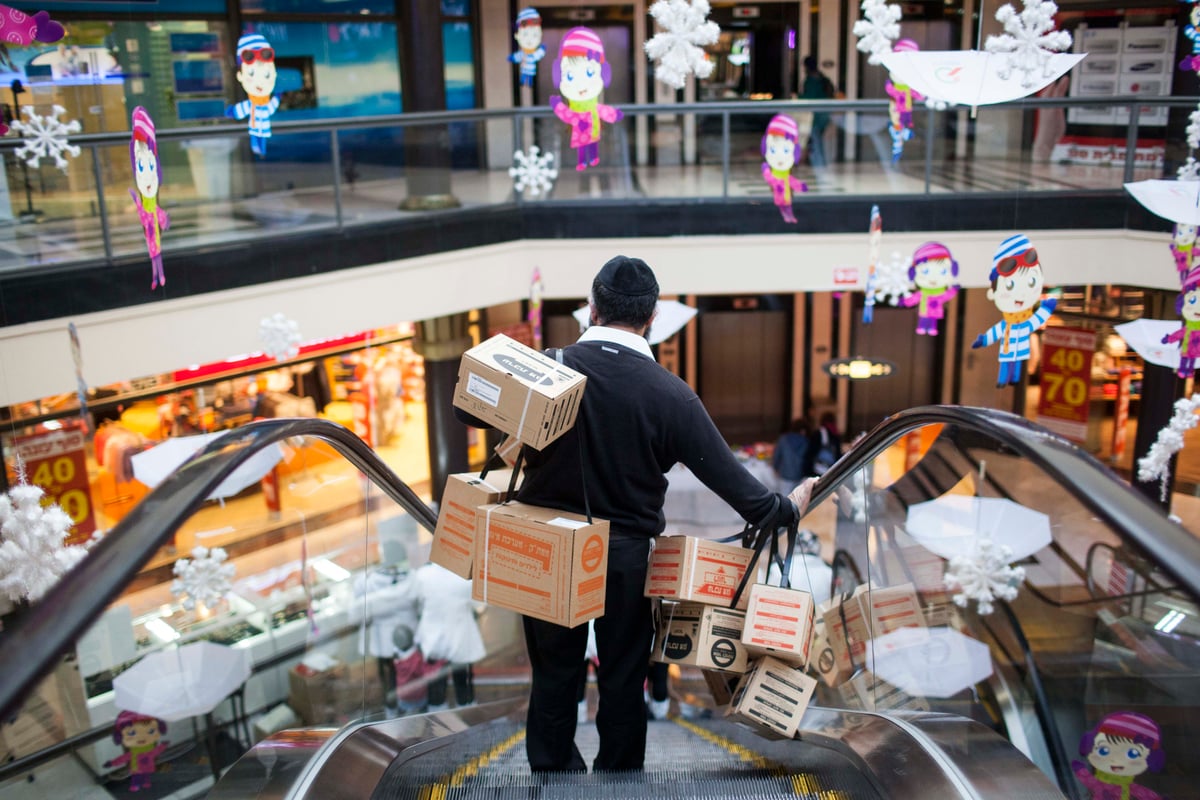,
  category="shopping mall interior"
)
[1,1,1200,799]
